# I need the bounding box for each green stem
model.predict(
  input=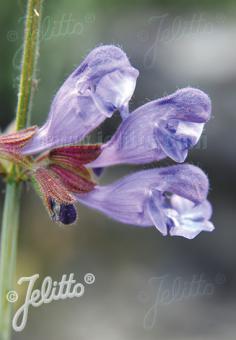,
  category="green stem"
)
[0,184,21,340]
[0,1,43,339]
[15,0,43,130]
